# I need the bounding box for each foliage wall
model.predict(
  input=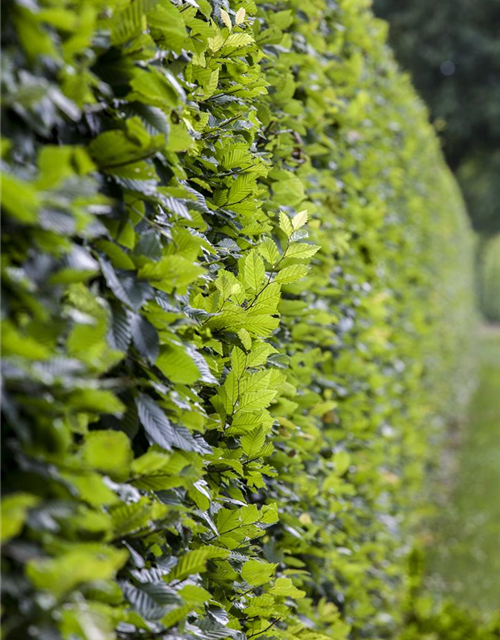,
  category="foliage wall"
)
[399,549,500,640]
[1,0,474,639]
[479,234,500,323]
